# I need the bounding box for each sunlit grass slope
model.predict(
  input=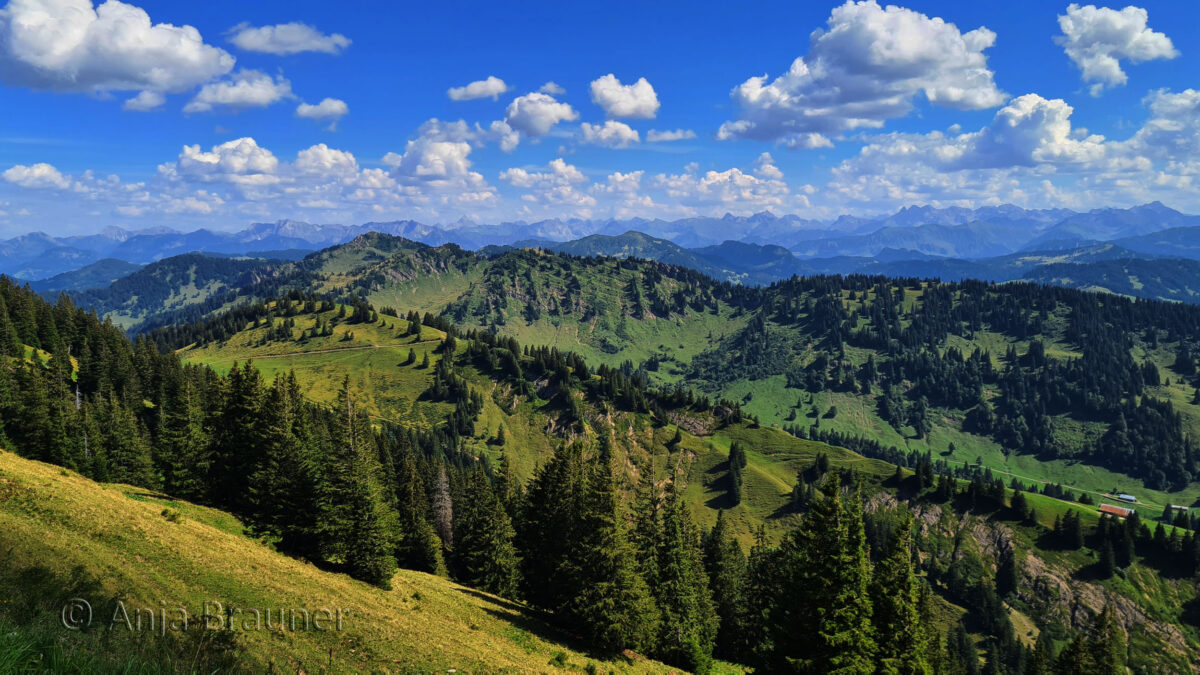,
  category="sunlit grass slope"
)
[0,449,680,673]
